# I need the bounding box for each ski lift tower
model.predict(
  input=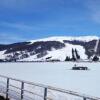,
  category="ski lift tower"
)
[92,39,99,61]
[94,39,99,55]
[88,39,99,61]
